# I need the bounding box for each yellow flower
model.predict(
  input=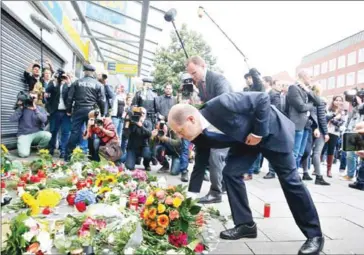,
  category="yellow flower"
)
[72,147,83,154]
[106,175,117,184]
[38,149,49,154]
[155,227,166,235]
[148,208,157,219]
[30,202,40,216]
[157,204,166,214]
[95,178,103,187]
[36,189,62,208]
[1,144,8,154]
[143,208,149,219]
[98,187,111,194]
[146,195,155,206]
[172,197,182,208]
[108,161,115,167]
[21,192,34,204]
